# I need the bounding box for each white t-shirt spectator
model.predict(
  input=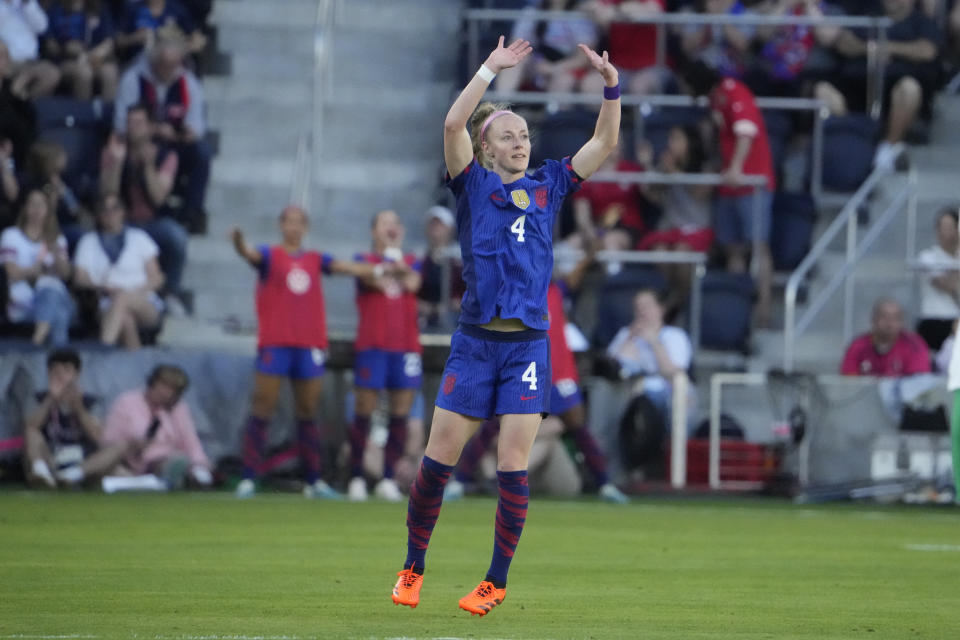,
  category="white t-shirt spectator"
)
[0,226,67,321]
[916,243,960,319]
[74,227,158,291]
[606,325,692,392]
[0,0,48,62]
